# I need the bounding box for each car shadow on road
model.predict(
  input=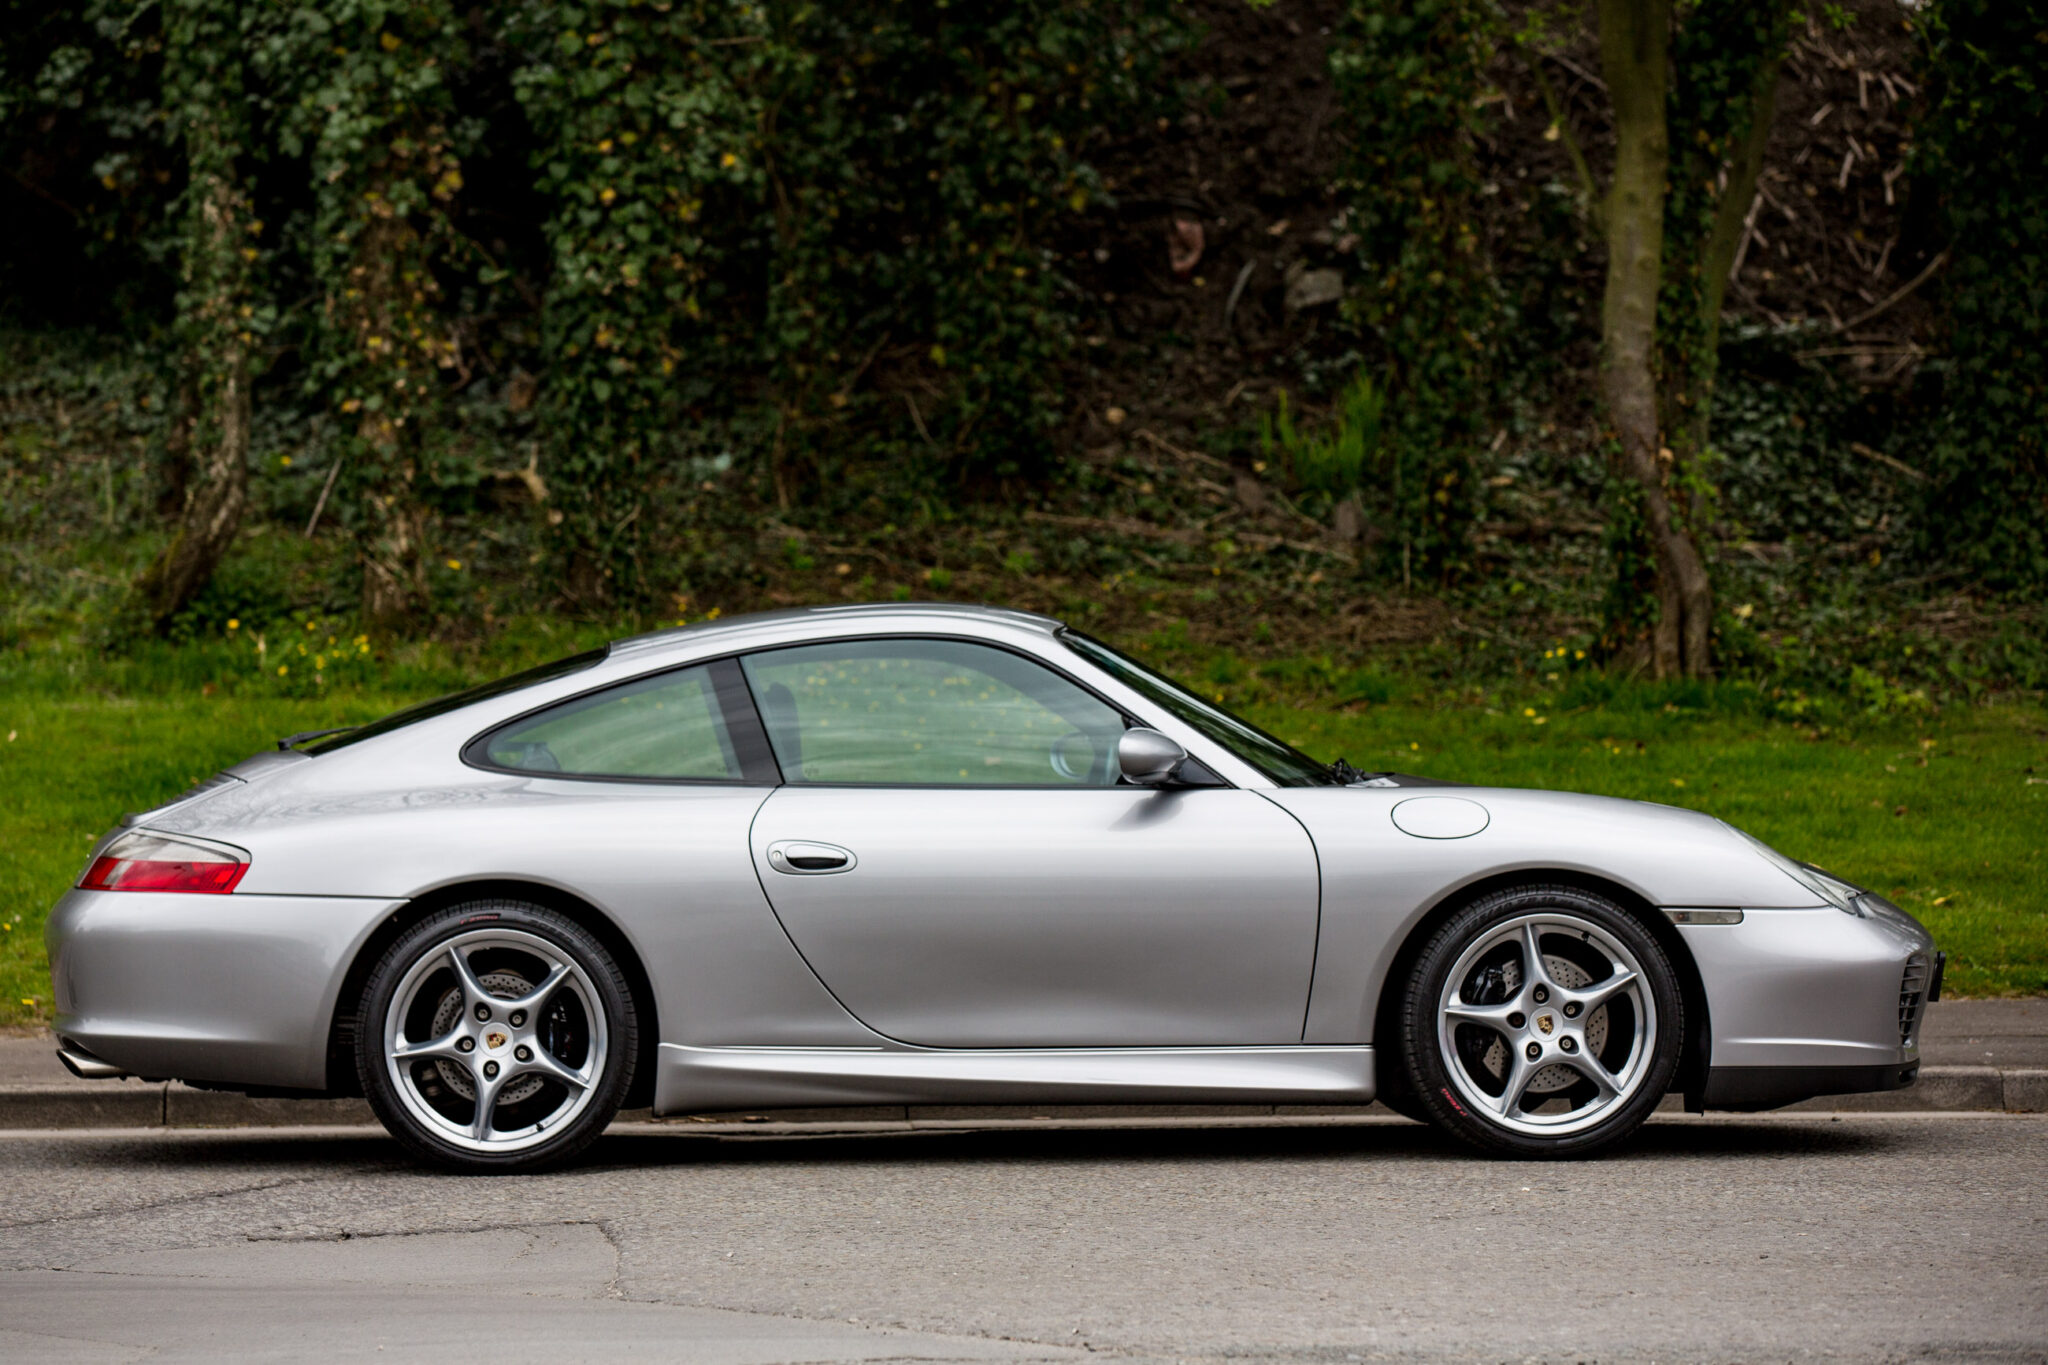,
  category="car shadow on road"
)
[31,1113,1917,1176]
[578,1115,1913,1169]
